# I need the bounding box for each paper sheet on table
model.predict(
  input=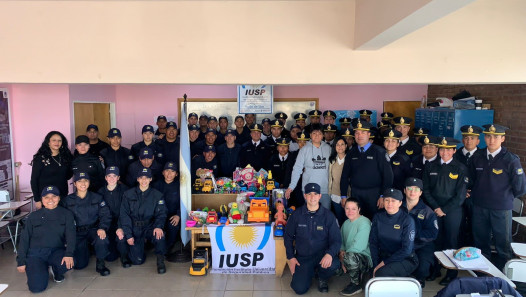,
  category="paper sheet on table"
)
[443,249,490,270]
